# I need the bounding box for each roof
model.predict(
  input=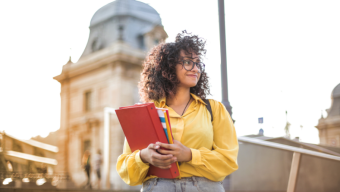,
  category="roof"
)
[332,83,340,98]
[3,133,58,153]
[243,134,273,140]
[90,0,161,27]
[327,83,340,117]
[79,0,166,58]
[317,145,340,154]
